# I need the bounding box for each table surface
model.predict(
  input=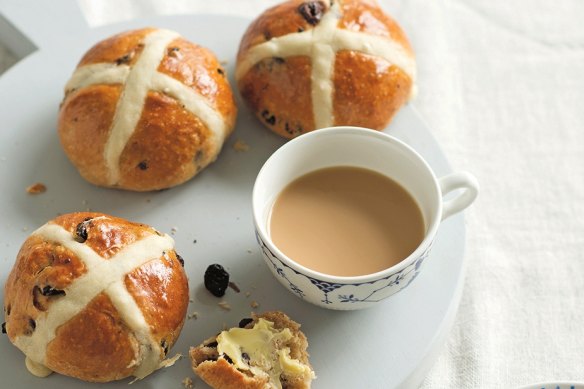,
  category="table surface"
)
[1,0,583,388]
